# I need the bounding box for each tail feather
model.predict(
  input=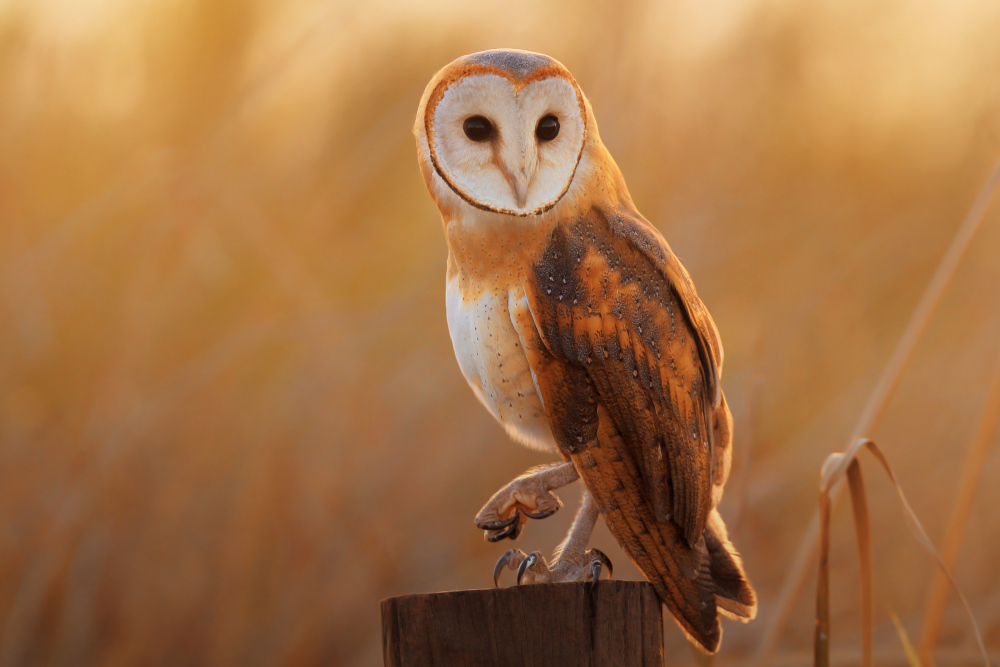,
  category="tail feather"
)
[705,509,757,621]
[575,437,720,650]
[575,414,756,654]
